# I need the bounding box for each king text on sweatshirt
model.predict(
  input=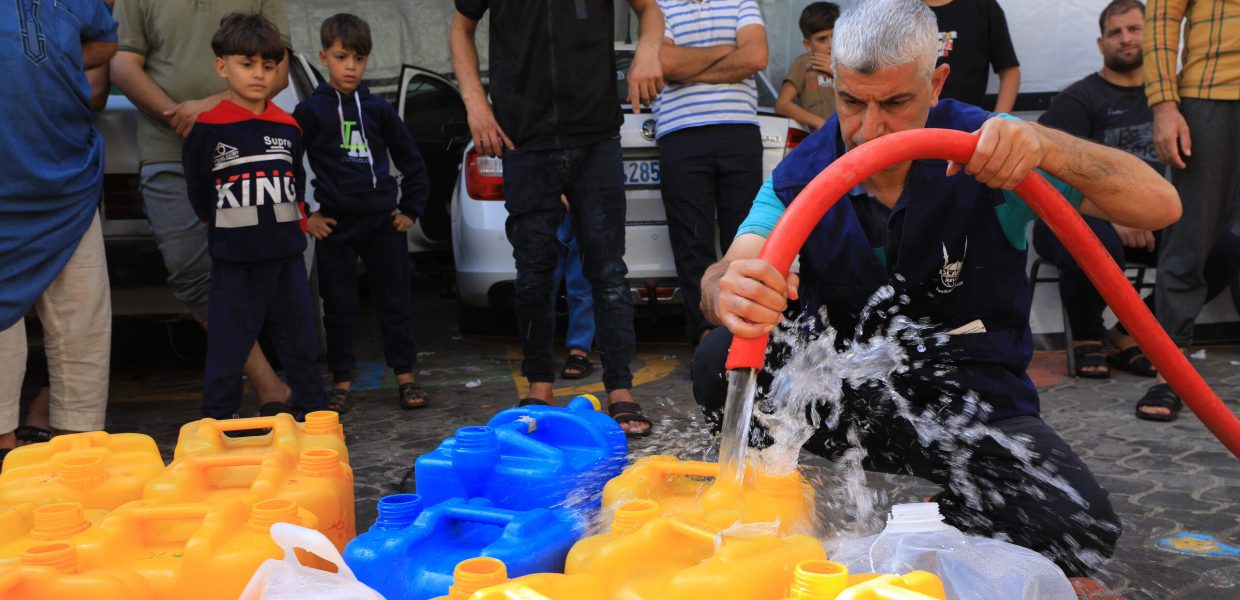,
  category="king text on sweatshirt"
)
[183,100,308,266]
